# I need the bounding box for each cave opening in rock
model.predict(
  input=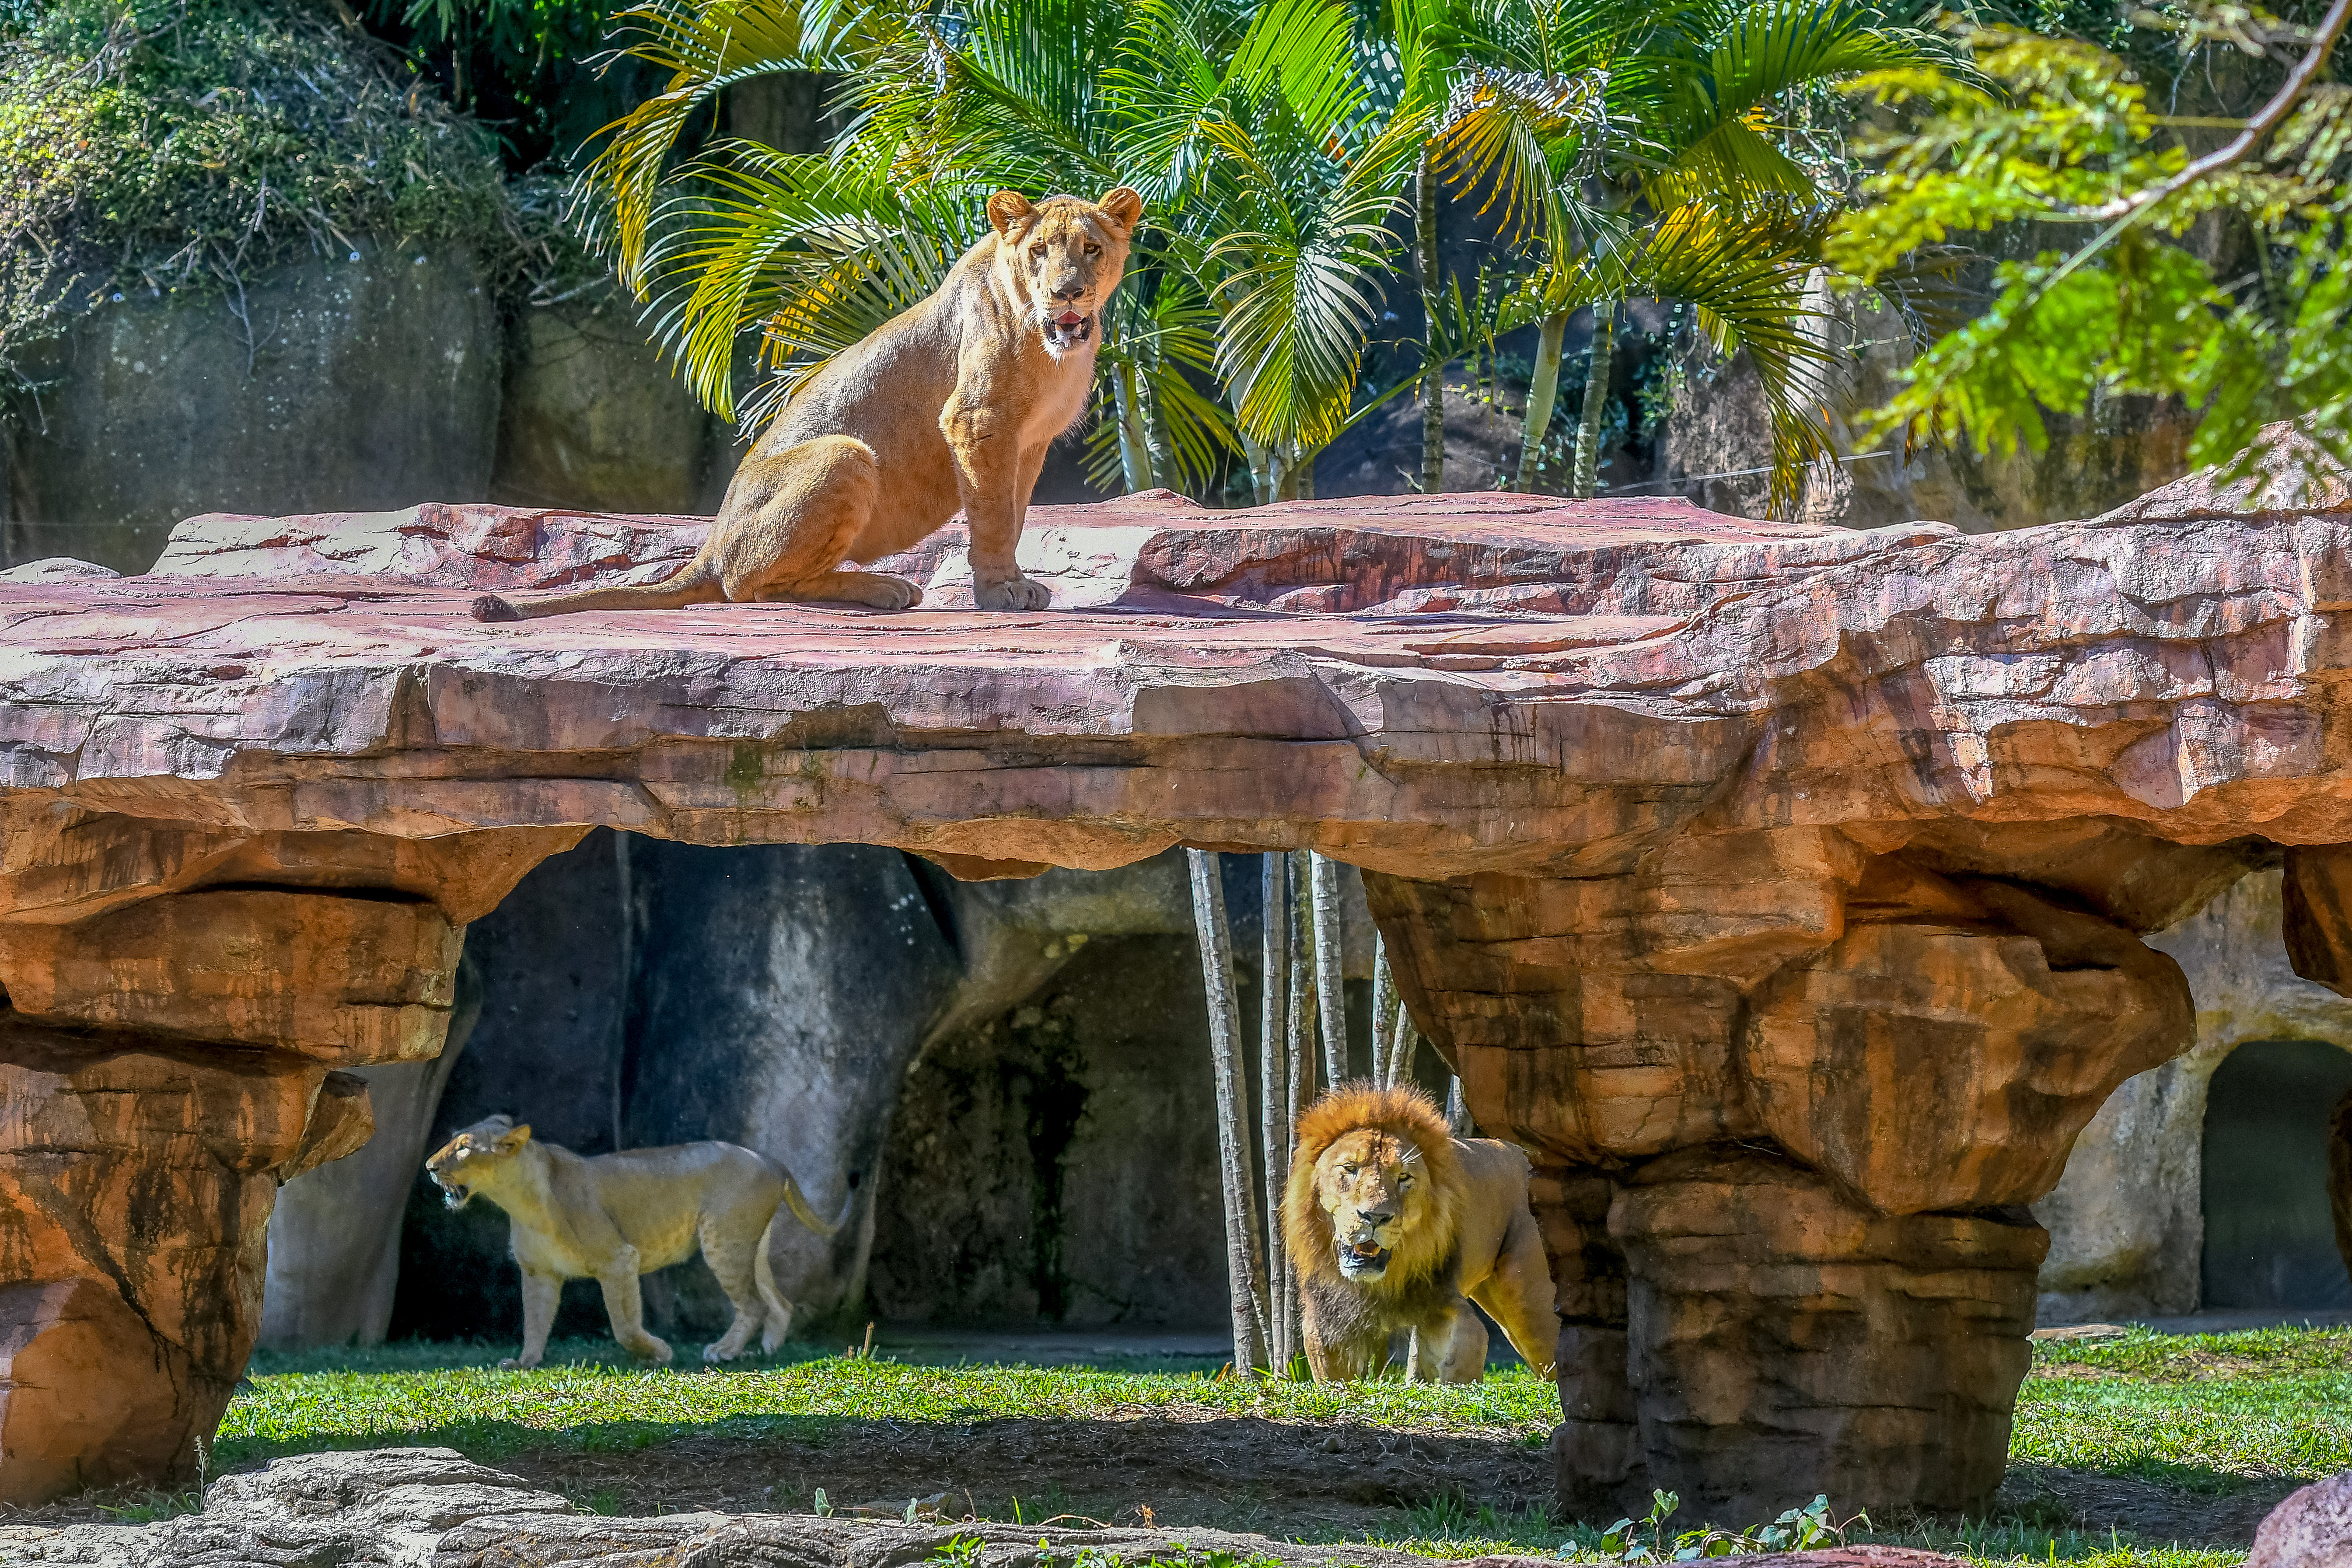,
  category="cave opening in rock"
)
[2198,1039,2352,1311]
[264,831,1411,1354]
